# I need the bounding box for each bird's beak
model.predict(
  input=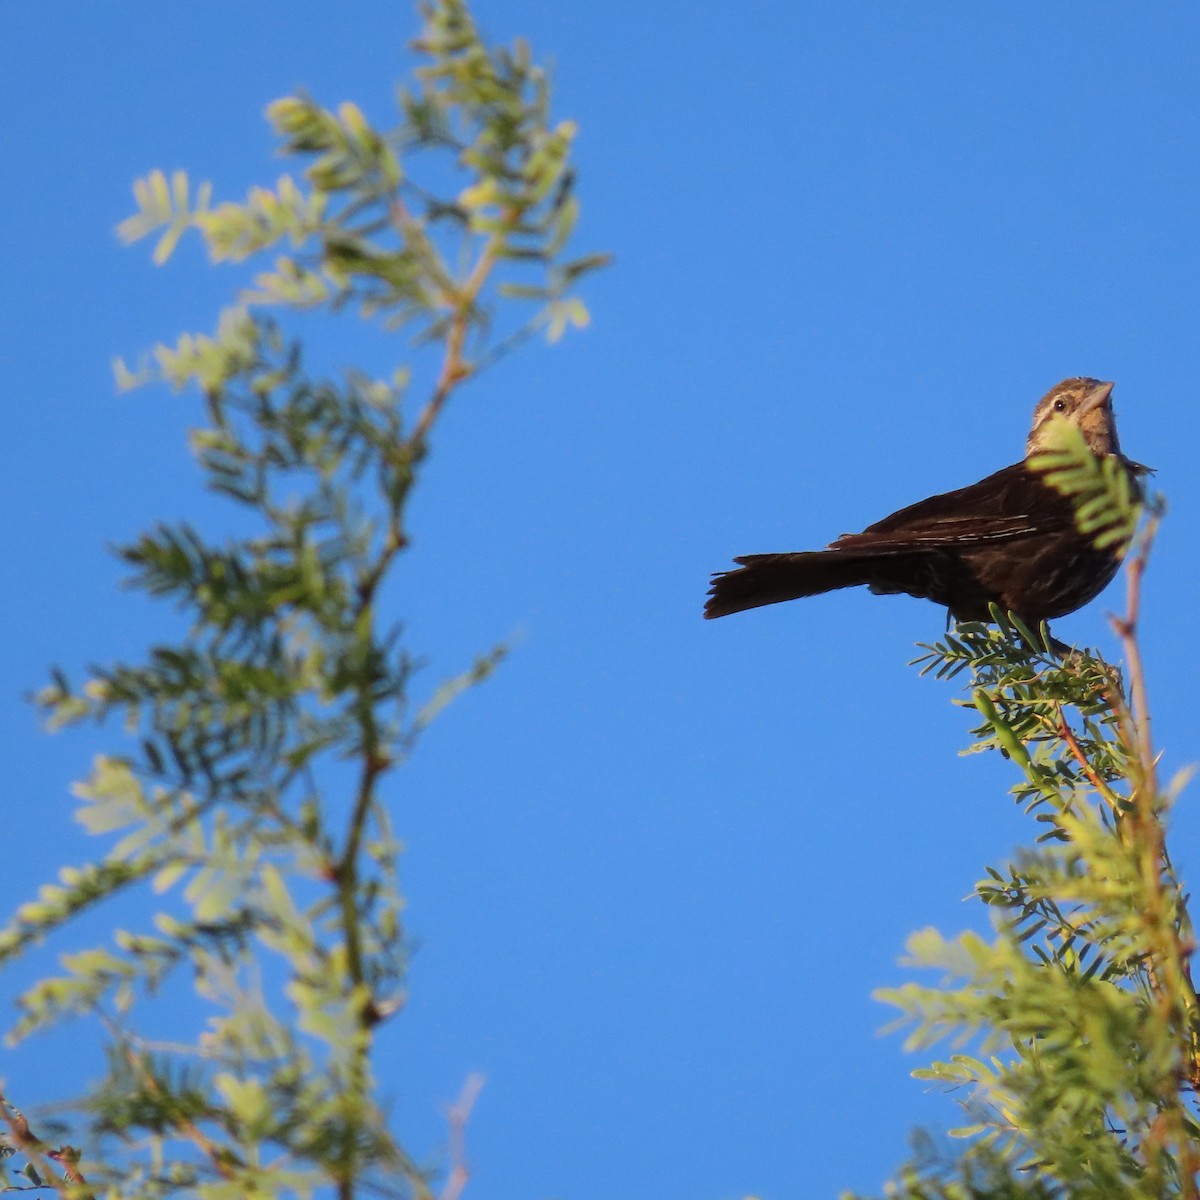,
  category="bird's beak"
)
[1078,380,1115,417]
